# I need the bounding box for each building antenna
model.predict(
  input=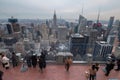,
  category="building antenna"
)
[81,1,84,15]
[97,8,100,24]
